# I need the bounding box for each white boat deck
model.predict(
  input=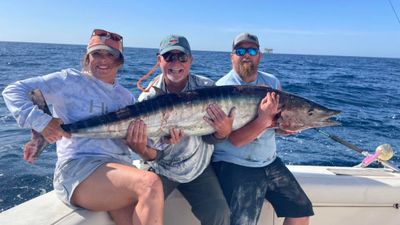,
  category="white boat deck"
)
[1,165,399,225]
